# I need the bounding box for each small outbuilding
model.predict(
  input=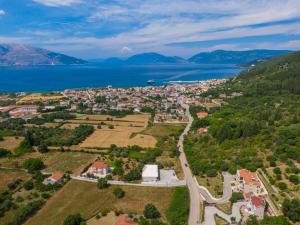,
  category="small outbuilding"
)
[142,164,160,182]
